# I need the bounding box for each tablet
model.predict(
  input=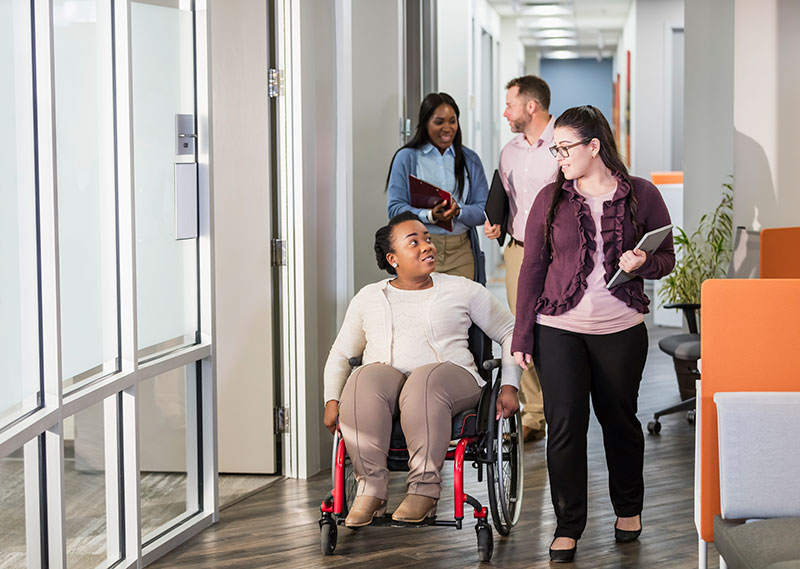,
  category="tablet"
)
[605,224,673,289]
